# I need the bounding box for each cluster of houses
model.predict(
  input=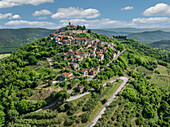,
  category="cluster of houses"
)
[63,48,106,63]
[53,24,121,91]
